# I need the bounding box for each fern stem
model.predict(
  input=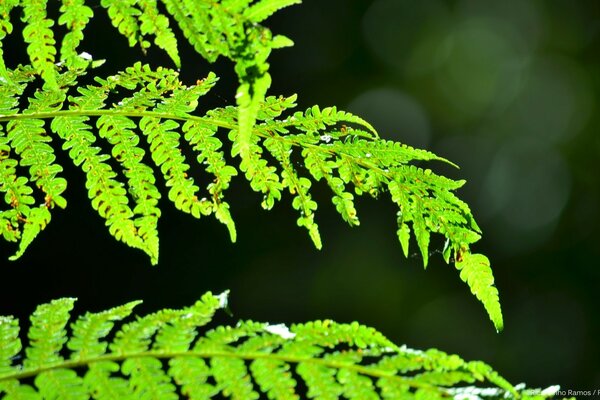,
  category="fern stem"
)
[0,349,441,392]
[0,110,393,179]
[0,110,210,125]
